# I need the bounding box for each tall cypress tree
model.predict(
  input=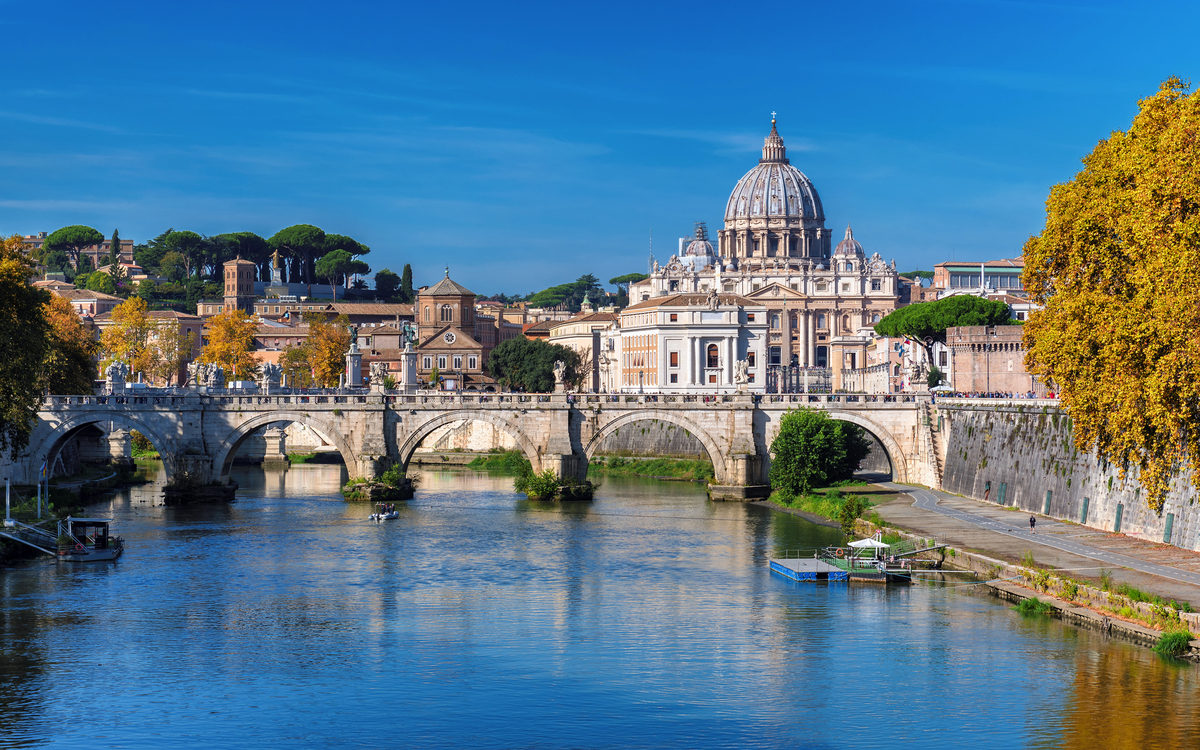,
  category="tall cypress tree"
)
[400,264,414,303]
[108,229,121,268]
